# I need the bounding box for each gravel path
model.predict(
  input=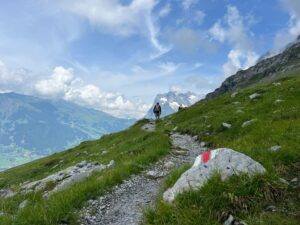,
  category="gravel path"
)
[141,121,156,132]
[80,132,203,225]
